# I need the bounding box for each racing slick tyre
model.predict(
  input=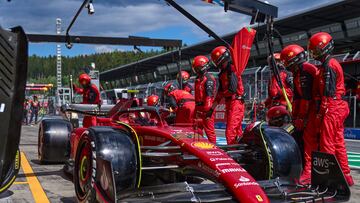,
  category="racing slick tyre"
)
[0,150,20,194]
[74,127,138,203]
[241,122,302,181]
[0,27,27,194]
[38,119,72,163]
